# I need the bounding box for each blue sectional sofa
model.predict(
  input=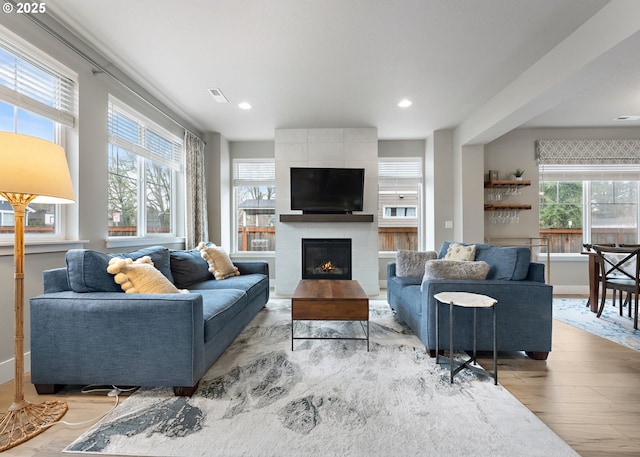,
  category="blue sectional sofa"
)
[29,246,269,396]
[387,241,553,360]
